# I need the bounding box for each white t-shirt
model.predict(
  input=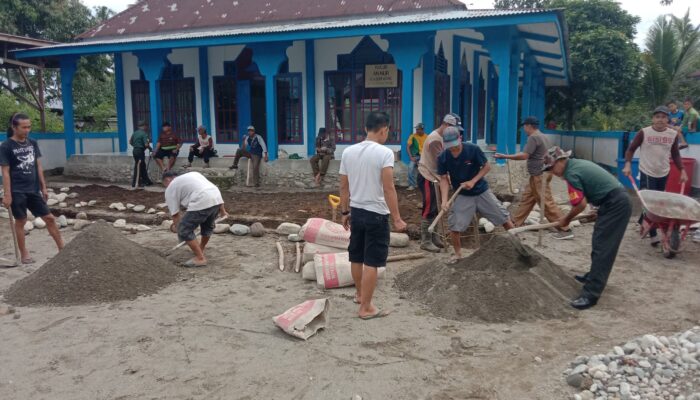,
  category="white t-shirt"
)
[165,172,223,216]
[339,140,394,215]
